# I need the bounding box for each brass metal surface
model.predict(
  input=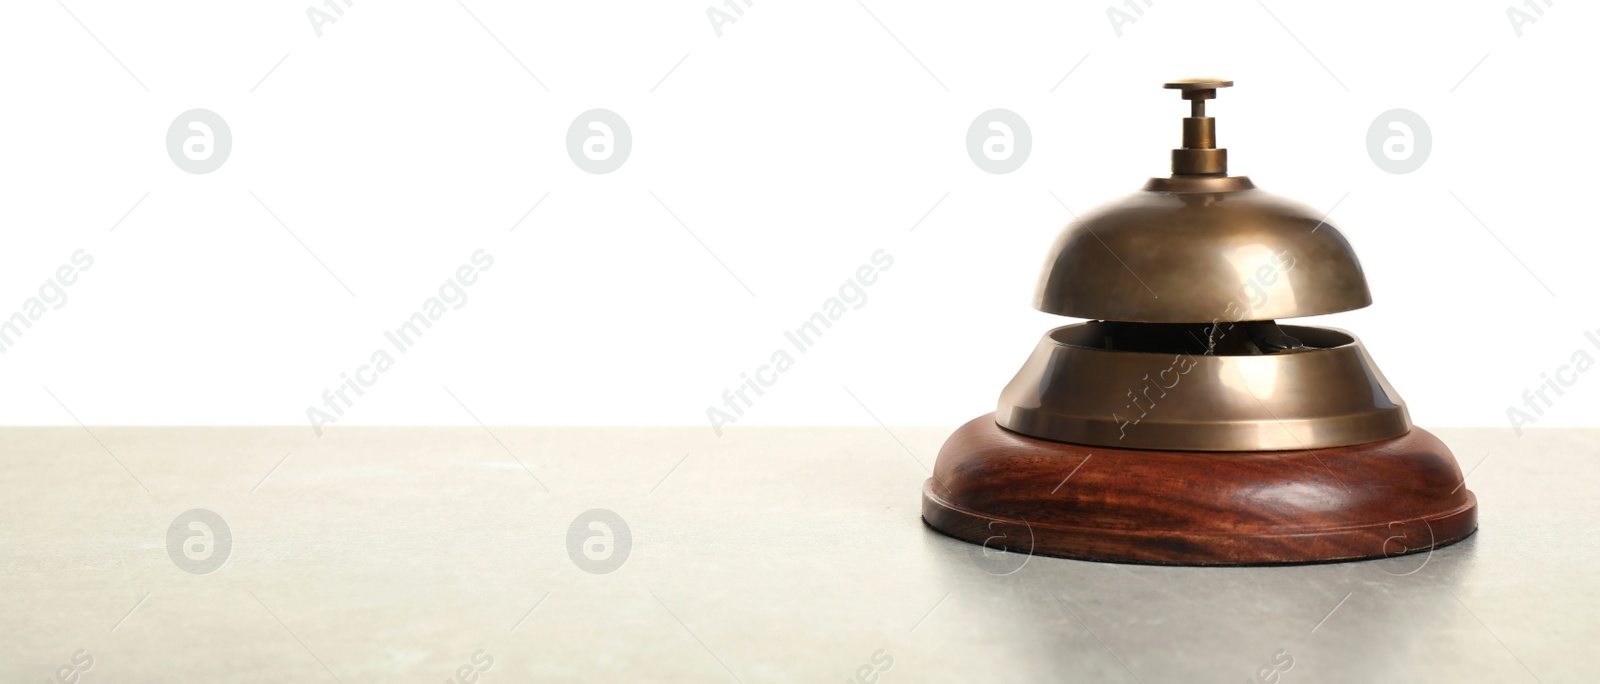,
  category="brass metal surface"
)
[1181,117,1215,148]
[1033,78,1372,322]
[1172,147,1226,175]
[1163,78,1234,91]
[1166,79,1230,175]
[1033,187,1372,321]
[996,322,1411,451]
[1139,175,1255,193]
